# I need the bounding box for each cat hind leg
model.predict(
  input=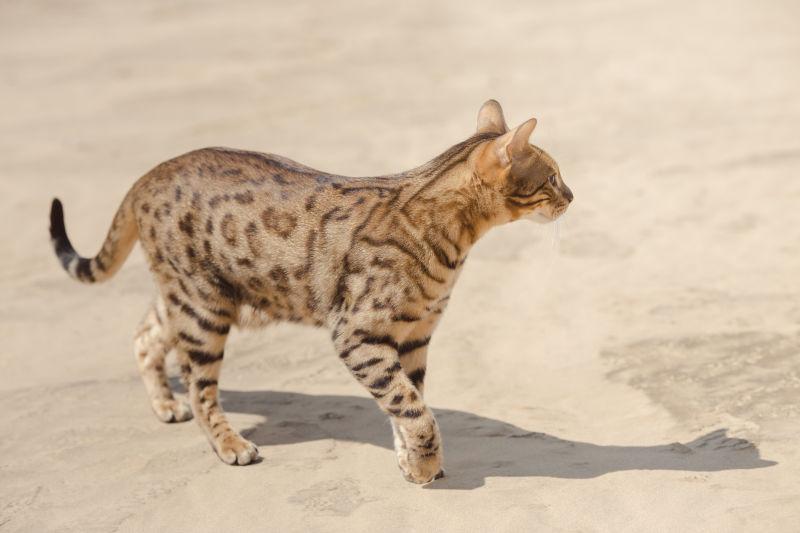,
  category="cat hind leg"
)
[133,296,193,423]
